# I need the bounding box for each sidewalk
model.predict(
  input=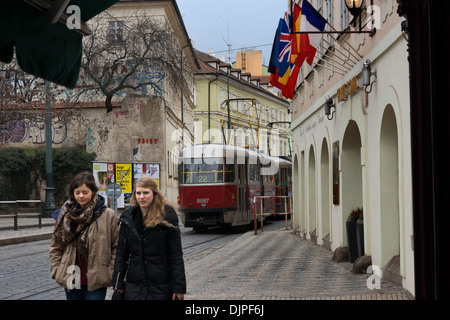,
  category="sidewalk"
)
[184,227,415,300]
[0,217,55,246]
